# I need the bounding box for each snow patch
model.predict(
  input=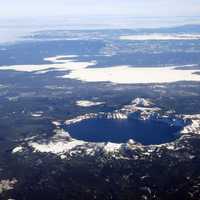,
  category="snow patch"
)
[120,34,200,41]
[52,121,61,127]
[65,113,98,125]
[12,146,24,154]
[181,114,200,135]
[0,178,18,194]
[30,140,85,155]
[0,55,95,73]
[31,111,43,117]
[104,142,122,153]
[76,100,105,107]
[131,98,153,107]
[29,130,85,155]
